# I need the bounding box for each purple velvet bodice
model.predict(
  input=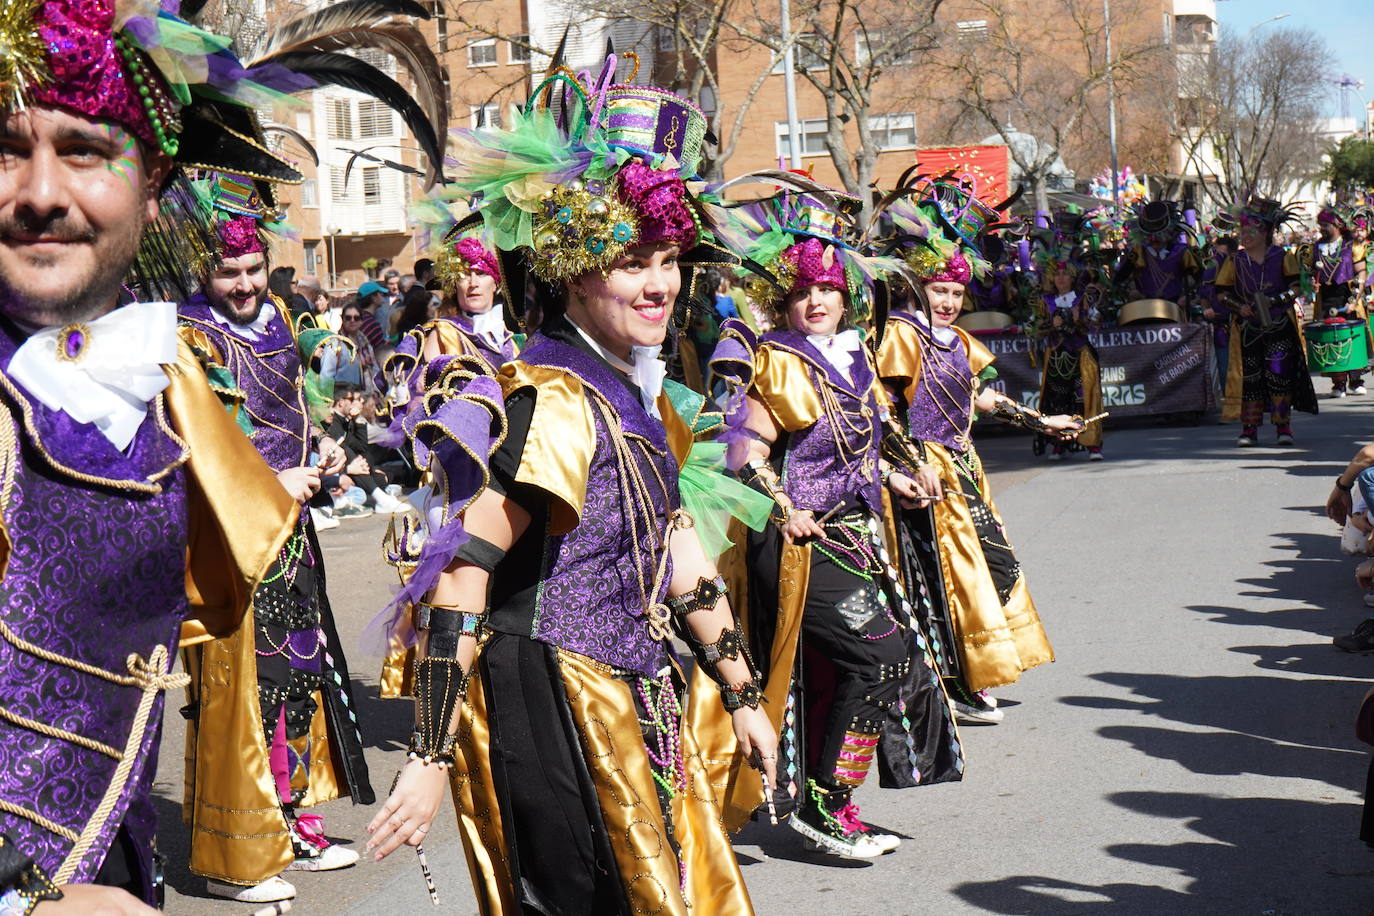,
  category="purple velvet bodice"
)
[179,294,309,472]
[1227,246,1292,315]
[761,331,883,513]
[895,313,976,452]
[1136,242,1189,299]
[447,313,516,371]
[0,327,189,903]
[1314,240,1356,287]
[518,336,680,676]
